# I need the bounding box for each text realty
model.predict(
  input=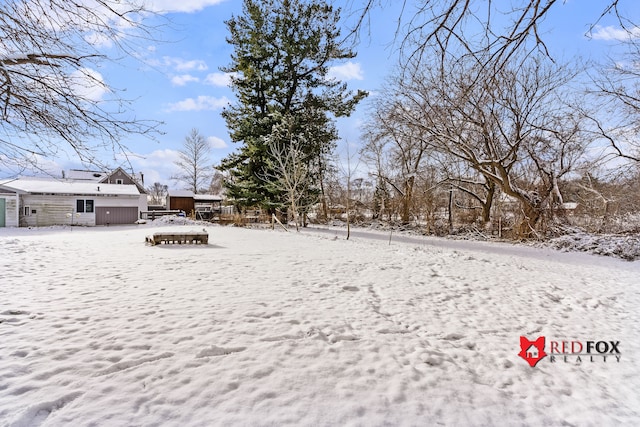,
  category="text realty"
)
[549,340,621,363]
